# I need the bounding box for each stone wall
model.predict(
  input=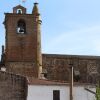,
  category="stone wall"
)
[42,54,100,83]
[0,71,27,100]
[6,62,38,77]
